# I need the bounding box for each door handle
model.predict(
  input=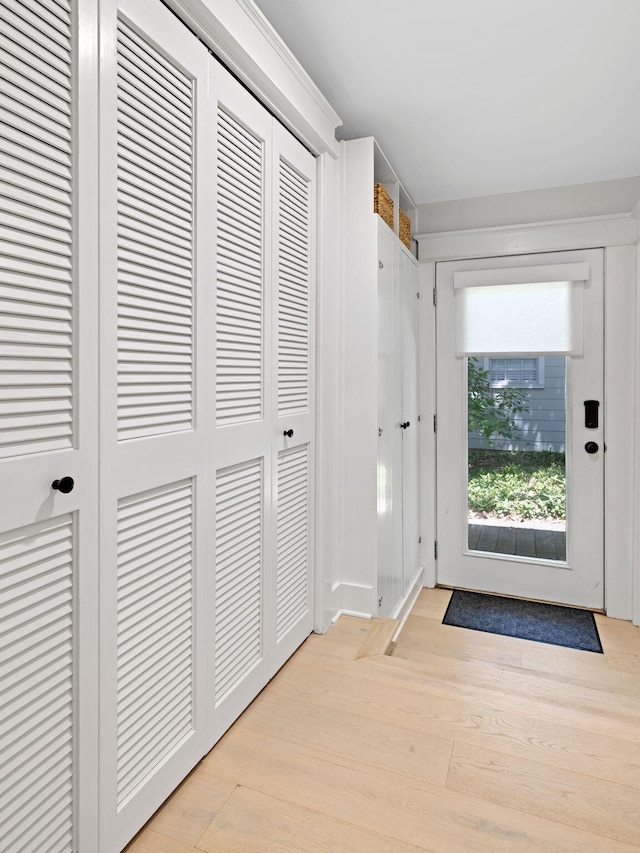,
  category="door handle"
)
[52,476,75,493]
[585,441,599,454]
[400,421,410,430]
[283,429,293,438]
